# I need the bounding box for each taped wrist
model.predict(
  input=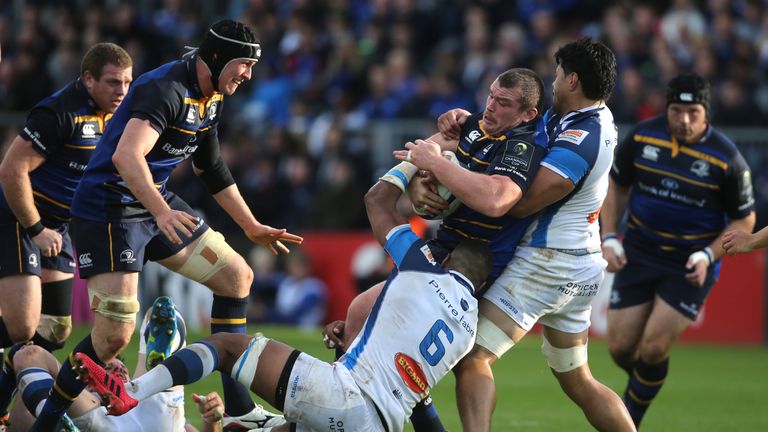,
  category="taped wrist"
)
[26,221,45,237]
[689,246,714,266]
[602,237,624,256]
[199,159,235,194]
[380,161,419,193]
